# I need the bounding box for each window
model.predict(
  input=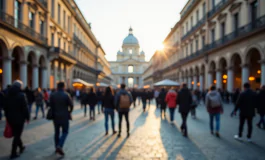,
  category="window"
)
[129,49,132,54]
[250,0,258,28]
[128,65,134,73]
[203,2,206,16]
[196,10,199,22]
[221,22,225,39]
[64,42,66,50]
[190,42,193,54]
[212,0,215,9]
[195,39,198,51]
[40,20,44,35]
[58,38,61,48]
[63,10,66,28]
[68,43,70,53]
[233,13,239,33]
[58,4,61,24]
[14,0,21,27]
[202,36,205,48]
[68,16,71,33]
[211,29,215,43]
[29,12,35,29]
[190,16,193,28]
[186,46,188,56]
[51,33,54,46]
[51,0,55,18]
[0,0,4,11]
[186,22,188,32]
